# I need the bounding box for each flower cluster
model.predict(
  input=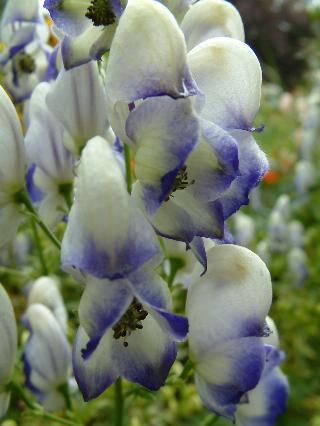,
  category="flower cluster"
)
[0,0,289,424]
